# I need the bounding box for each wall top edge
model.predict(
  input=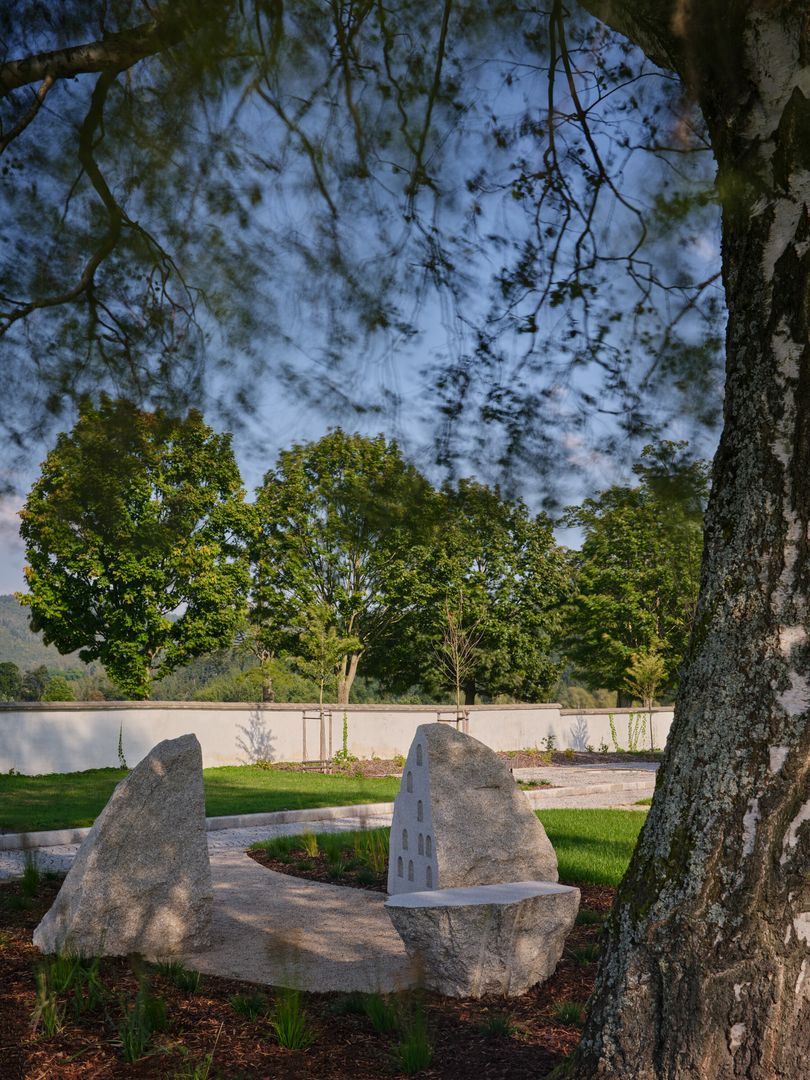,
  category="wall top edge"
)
[559,706,673,715]
[0,700,563,713]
